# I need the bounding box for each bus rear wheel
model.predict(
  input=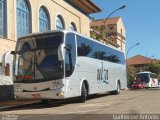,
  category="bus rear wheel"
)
[41,100,49,106]
[111,81,121,95]
[79,83,87,103]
